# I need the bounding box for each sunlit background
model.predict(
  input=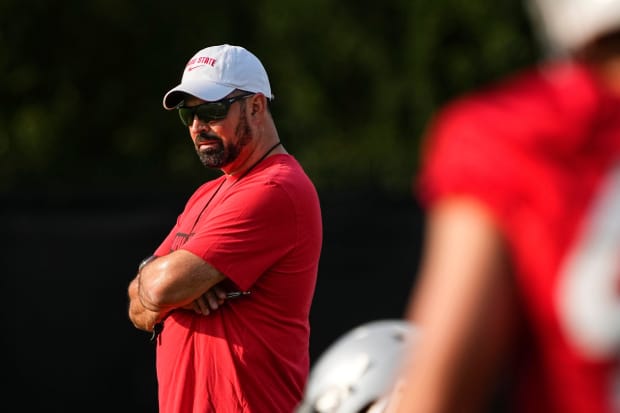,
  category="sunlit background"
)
[1,1,539,410]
